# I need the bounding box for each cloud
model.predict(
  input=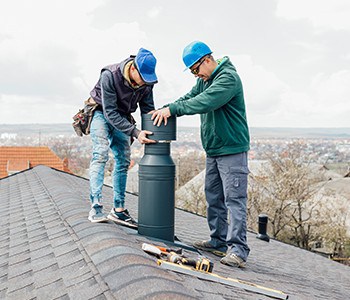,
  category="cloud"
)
[310,70,350,107]
[0,0,150,123]
[147,7,162,18]
[0,94,75,124]
[0,44,81,98]
[0,1,348,128]
[276,0,350,31]
[277,70,350,127]
[281,70,350,115]
[232,55,289,113]
[232,55,350,127]
[0,1,148,93]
